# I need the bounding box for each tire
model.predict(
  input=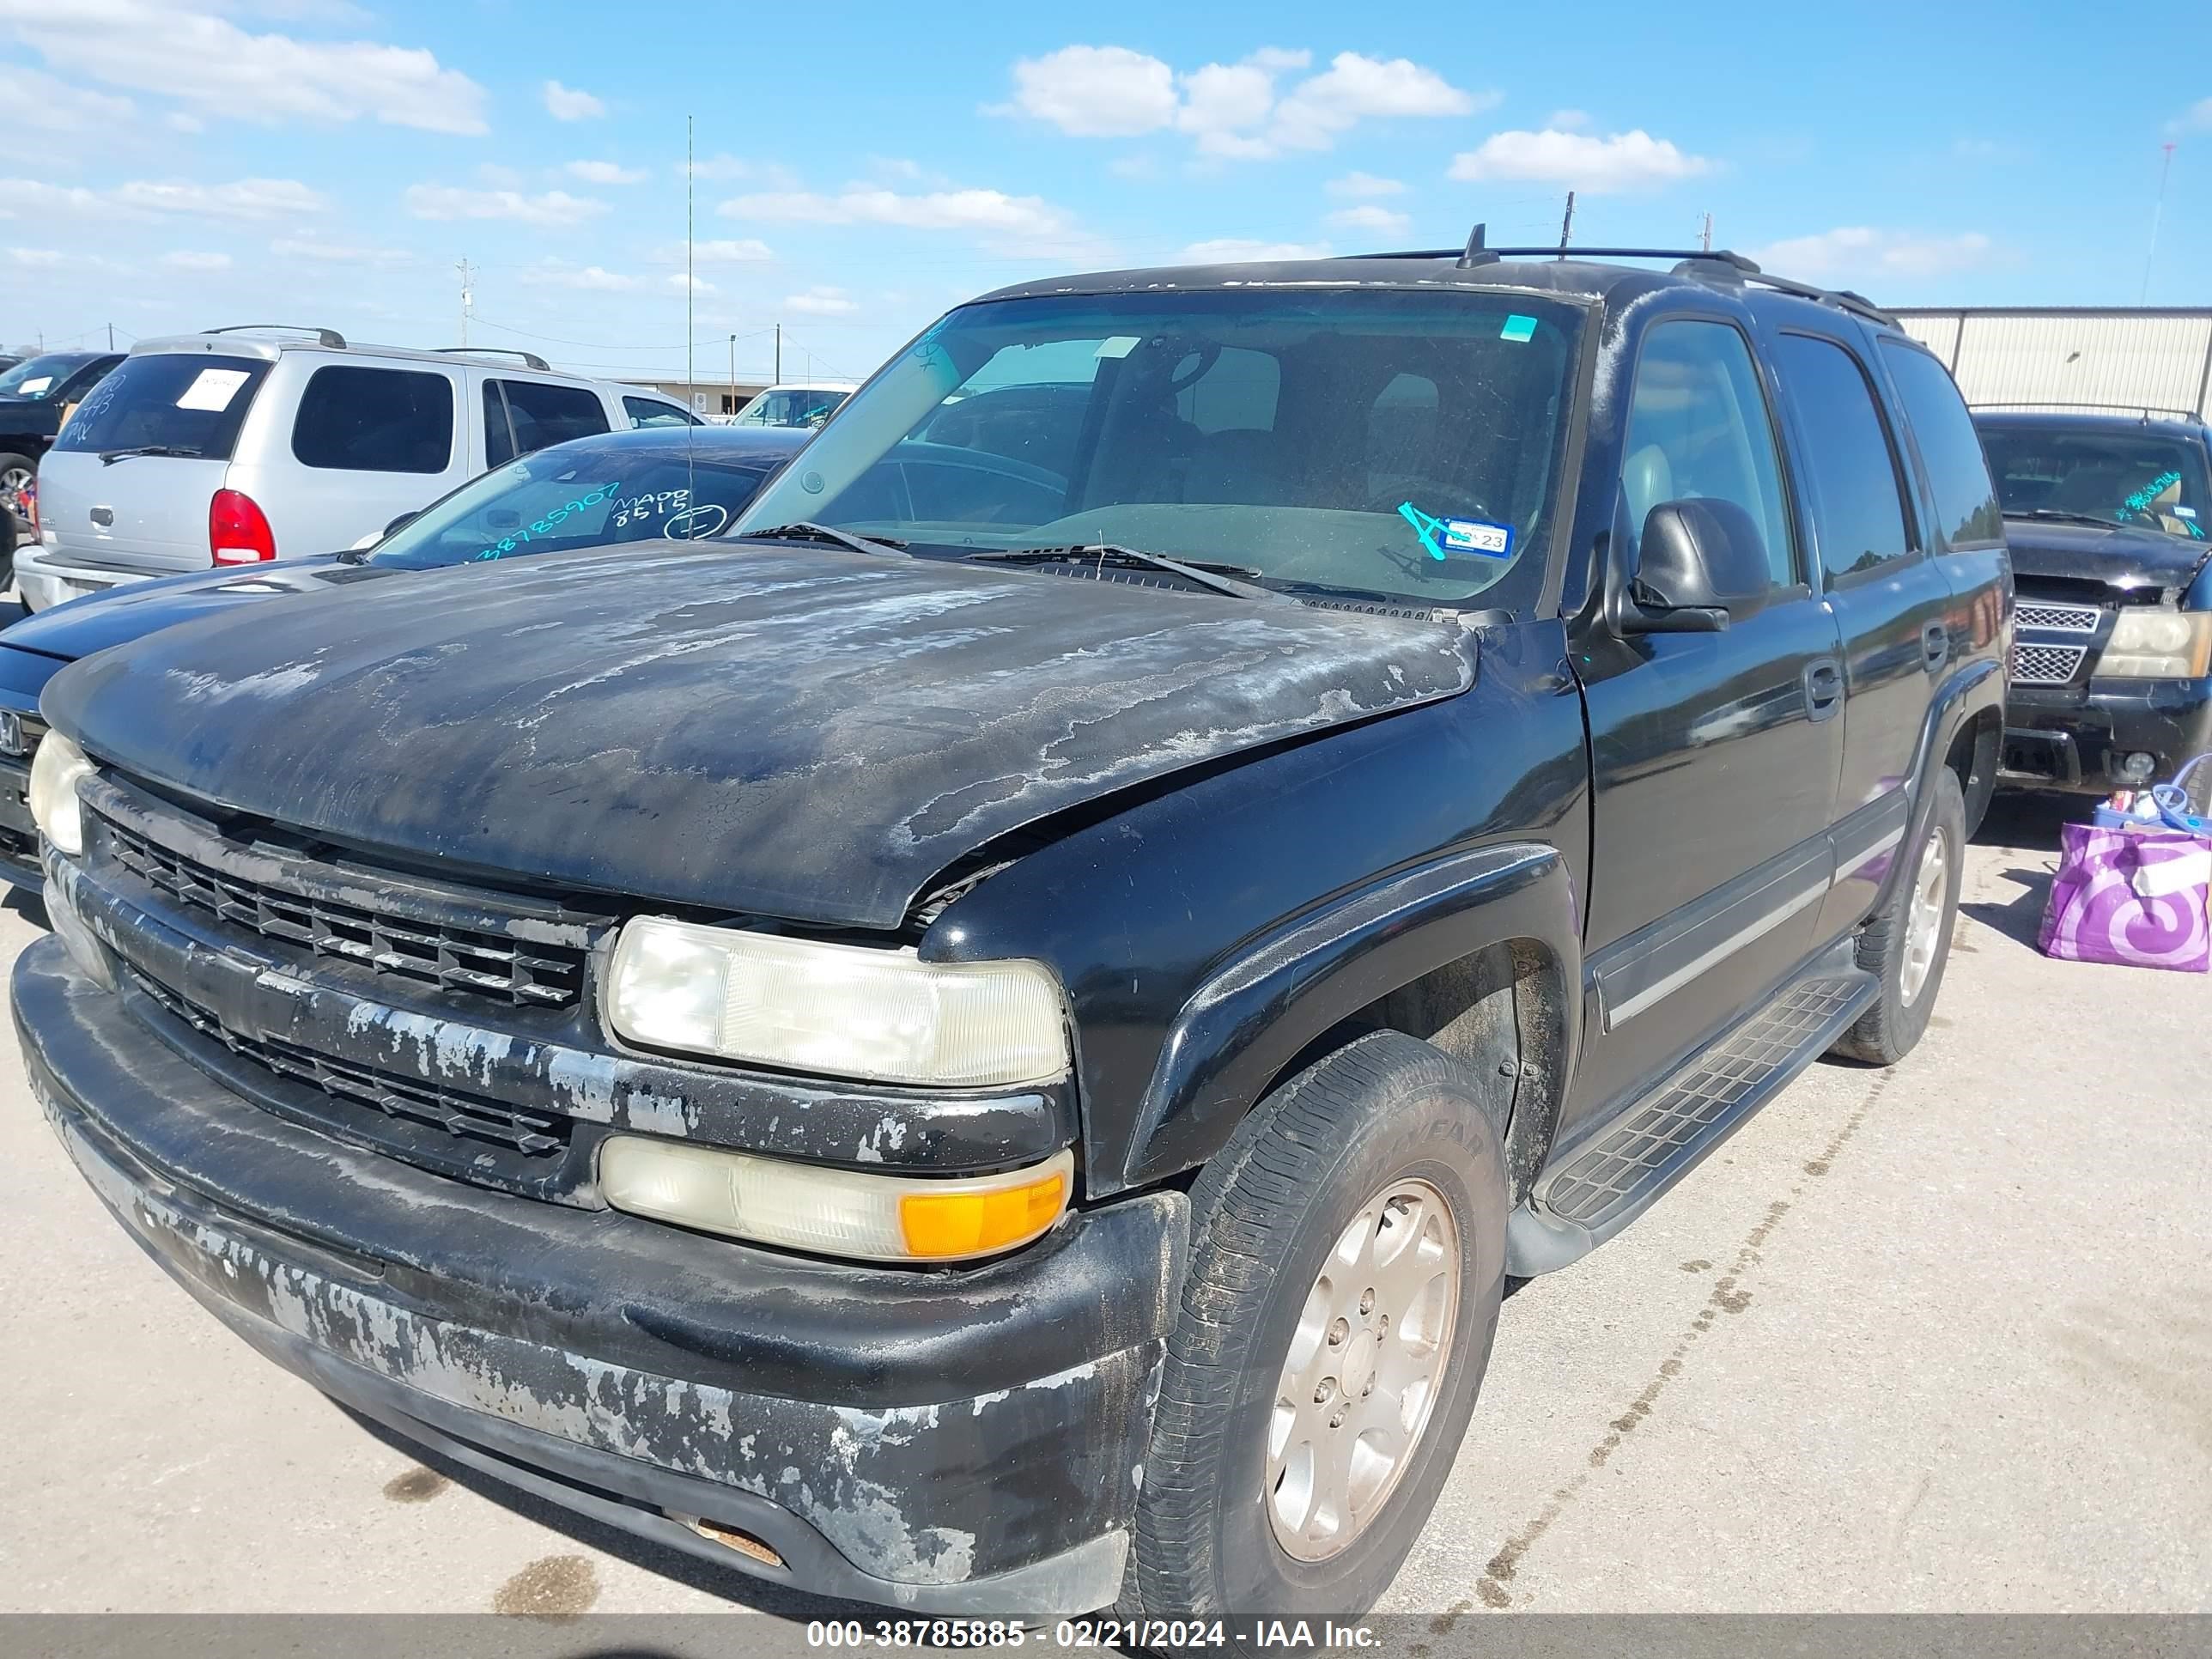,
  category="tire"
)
[1833,767,1966,1065]
[1127,1030,1508,1622]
